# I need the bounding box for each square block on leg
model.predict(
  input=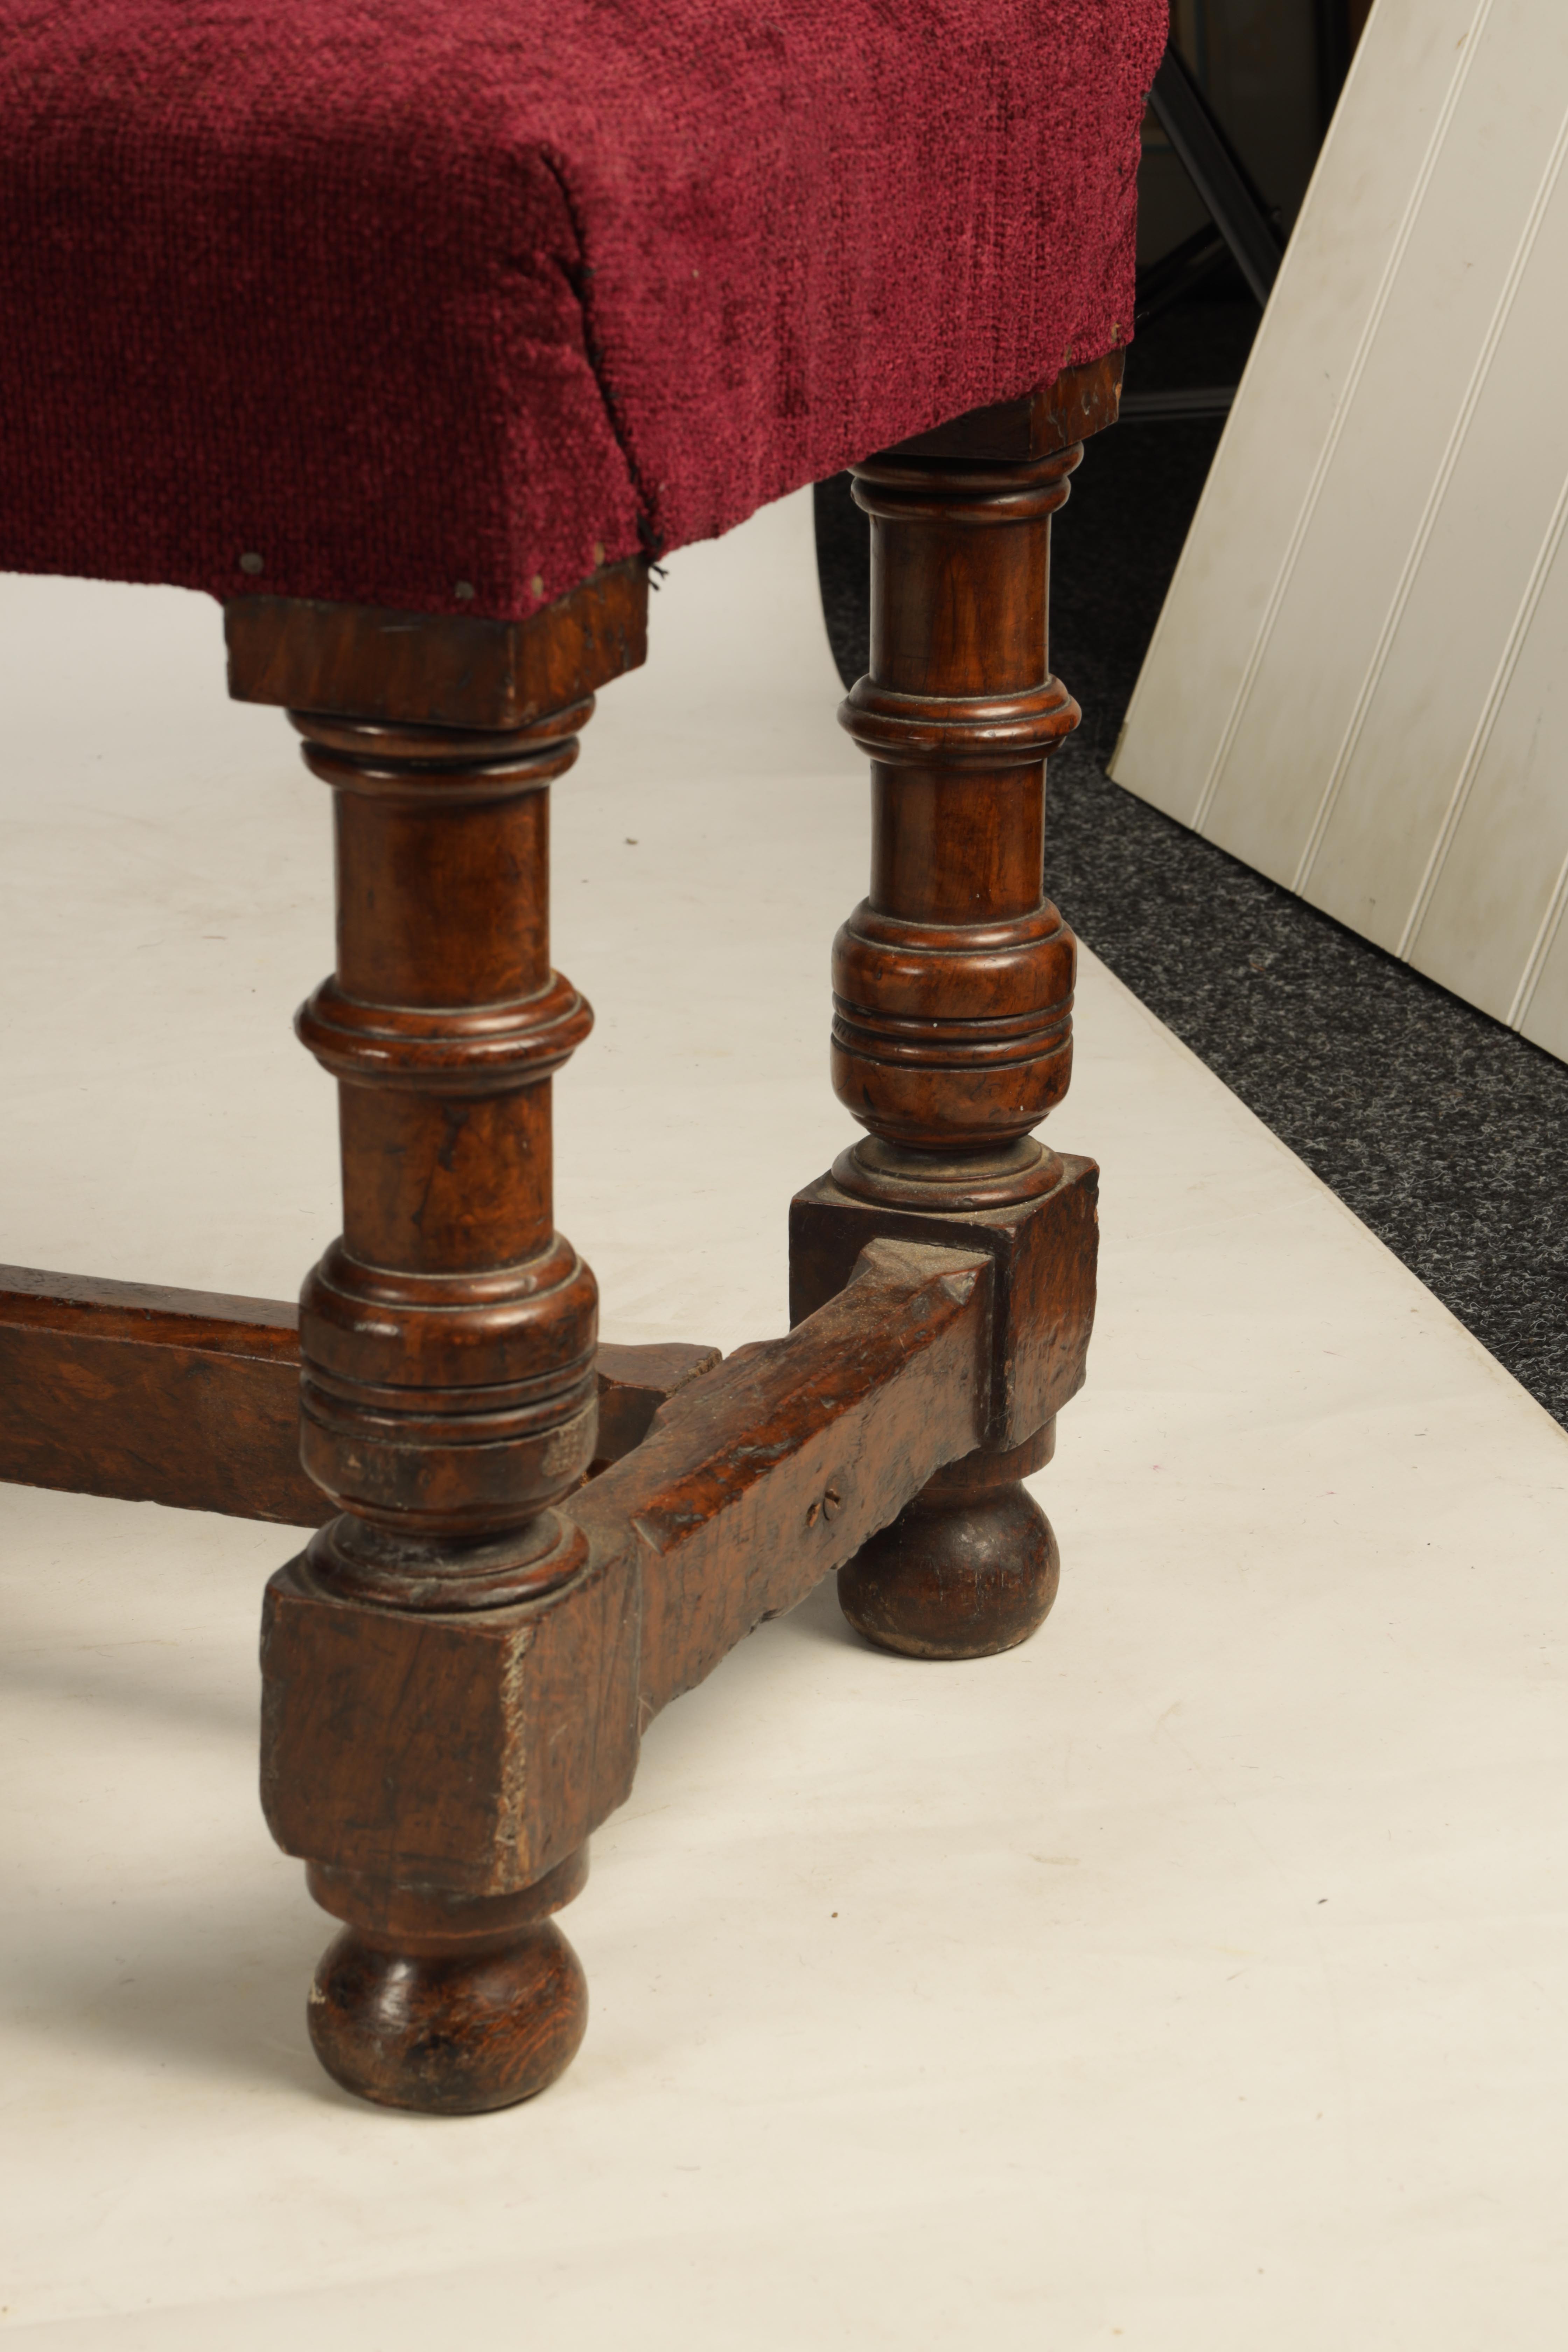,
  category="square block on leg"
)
[789,1155,1098,1452]
[260,1527,641,1899]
